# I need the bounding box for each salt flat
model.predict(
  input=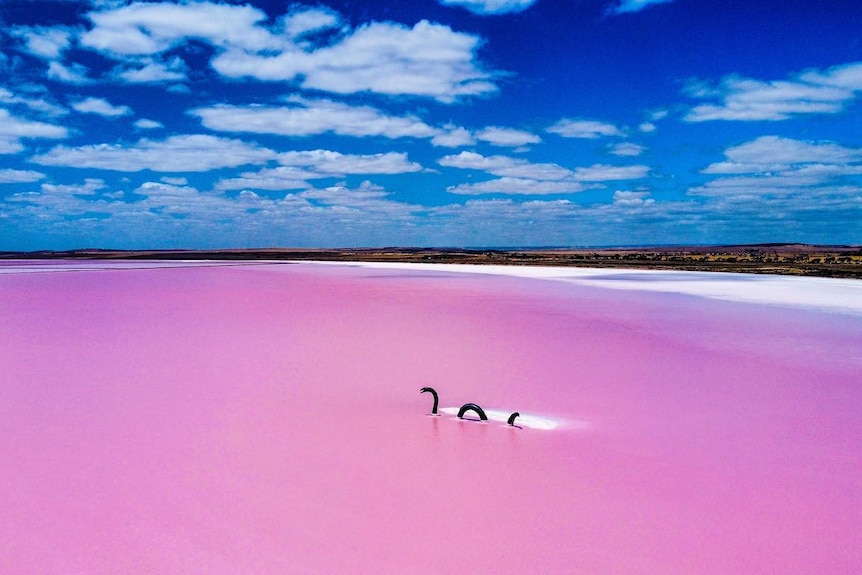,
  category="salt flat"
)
[309,260,862,316]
